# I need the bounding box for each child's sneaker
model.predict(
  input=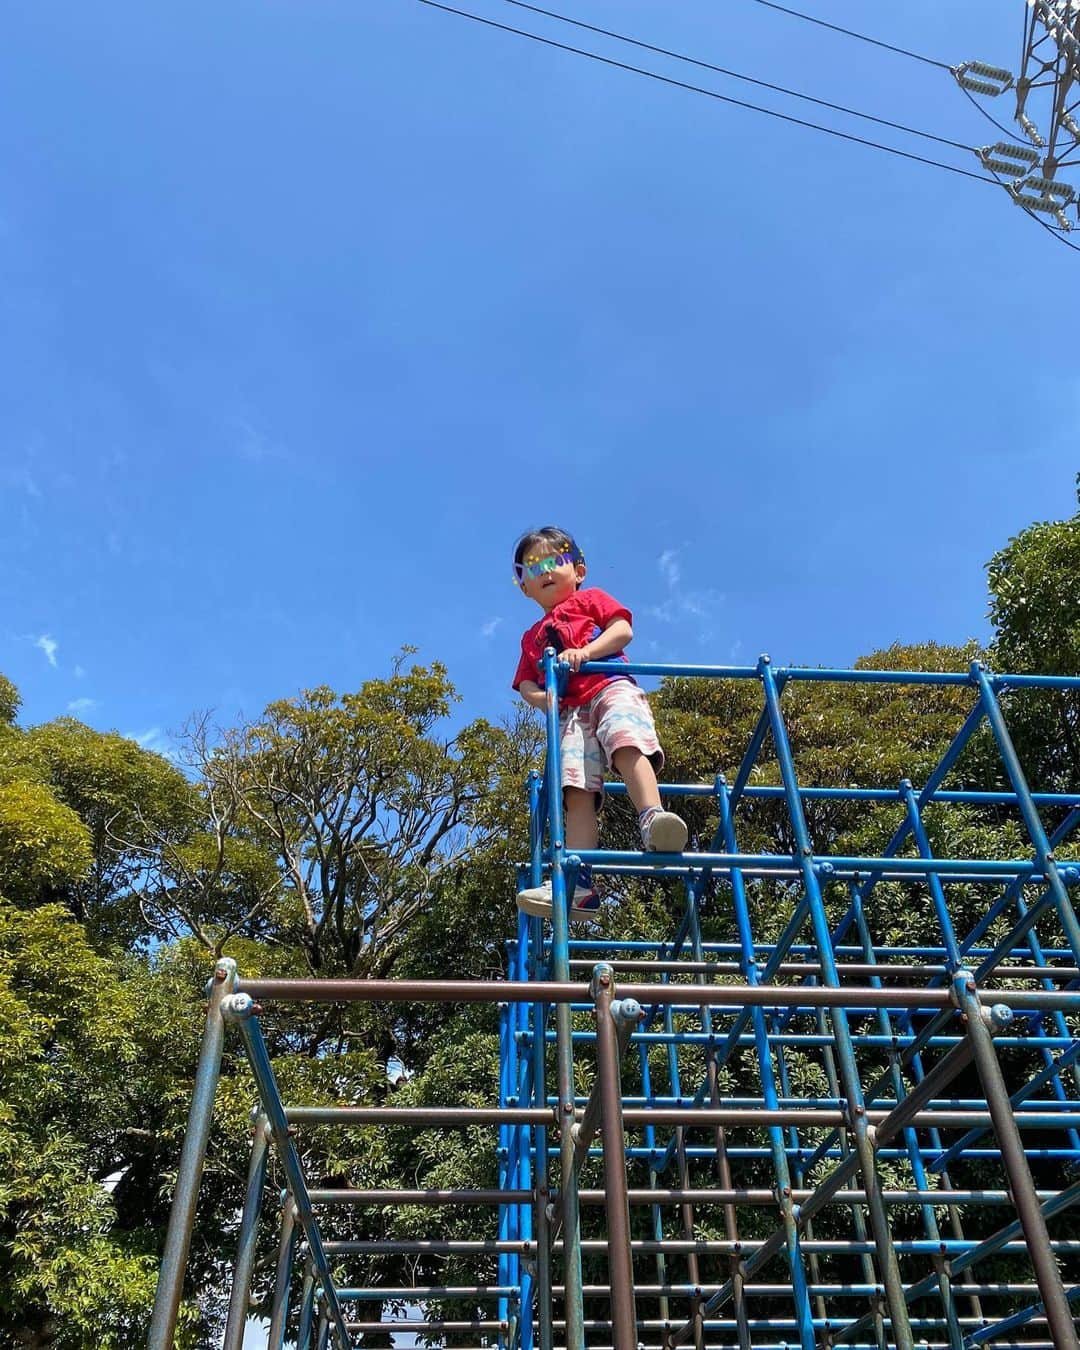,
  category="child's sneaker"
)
[641,809,688,853]
[516,870,601,921]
